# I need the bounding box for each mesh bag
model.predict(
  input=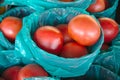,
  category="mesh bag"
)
[89,0,119,19]
[22,0,94,10]
[0,6,36,50]
[0,50,21,73]
[93,26,120,76]
[0,0,45,12]
[63,65,120,80]
[0,50,59,80]
[15,7,104,78]
[66,26,120,80]
[0,0,94,10]
[0,6,45,71]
